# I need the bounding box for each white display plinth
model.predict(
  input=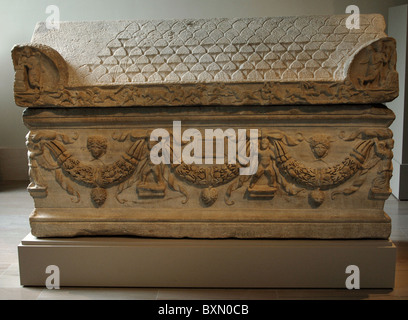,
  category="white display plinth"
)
[18,233,396,288]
